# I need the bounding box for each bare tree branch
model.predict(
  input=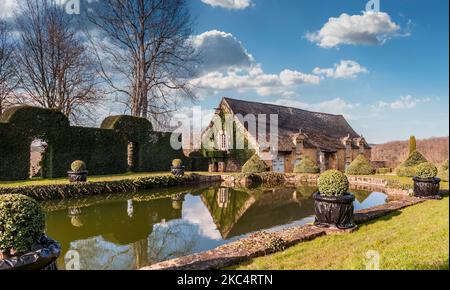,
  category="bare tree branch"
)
[14,0,103,124]
[87,0,197,124]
